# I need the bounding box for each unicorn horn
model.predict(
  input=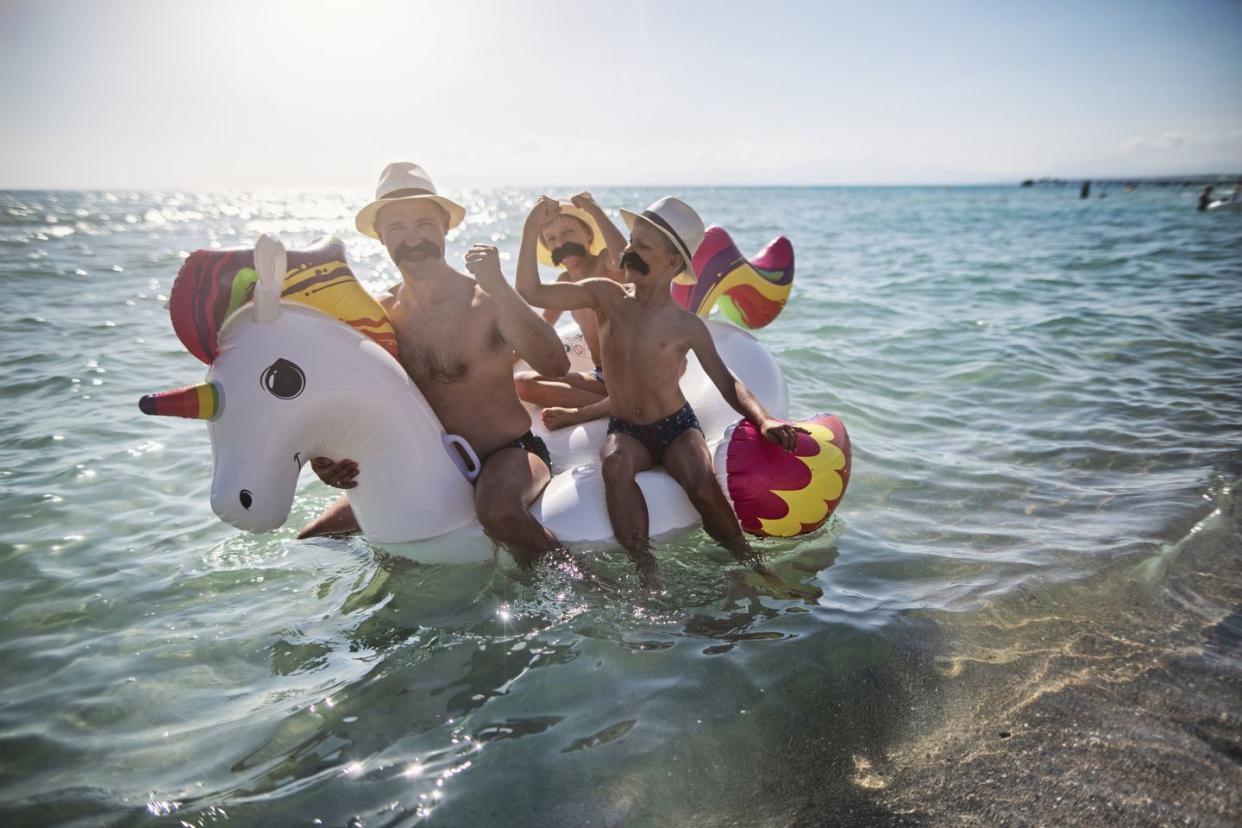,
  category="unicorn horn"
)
[138,382,223,420]
[253,233,286,324]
